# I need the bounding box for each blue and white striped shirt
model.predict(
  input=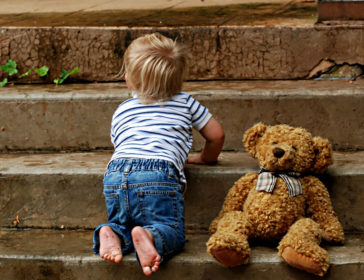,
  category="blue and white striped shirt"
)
[110,92,212,183]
